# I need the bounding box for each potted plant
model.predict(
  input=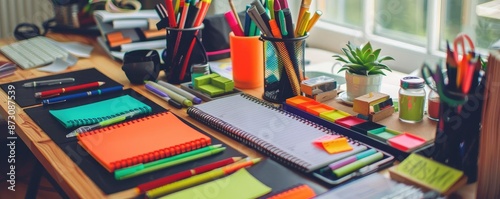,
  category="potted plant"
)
[333,41,395,102]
